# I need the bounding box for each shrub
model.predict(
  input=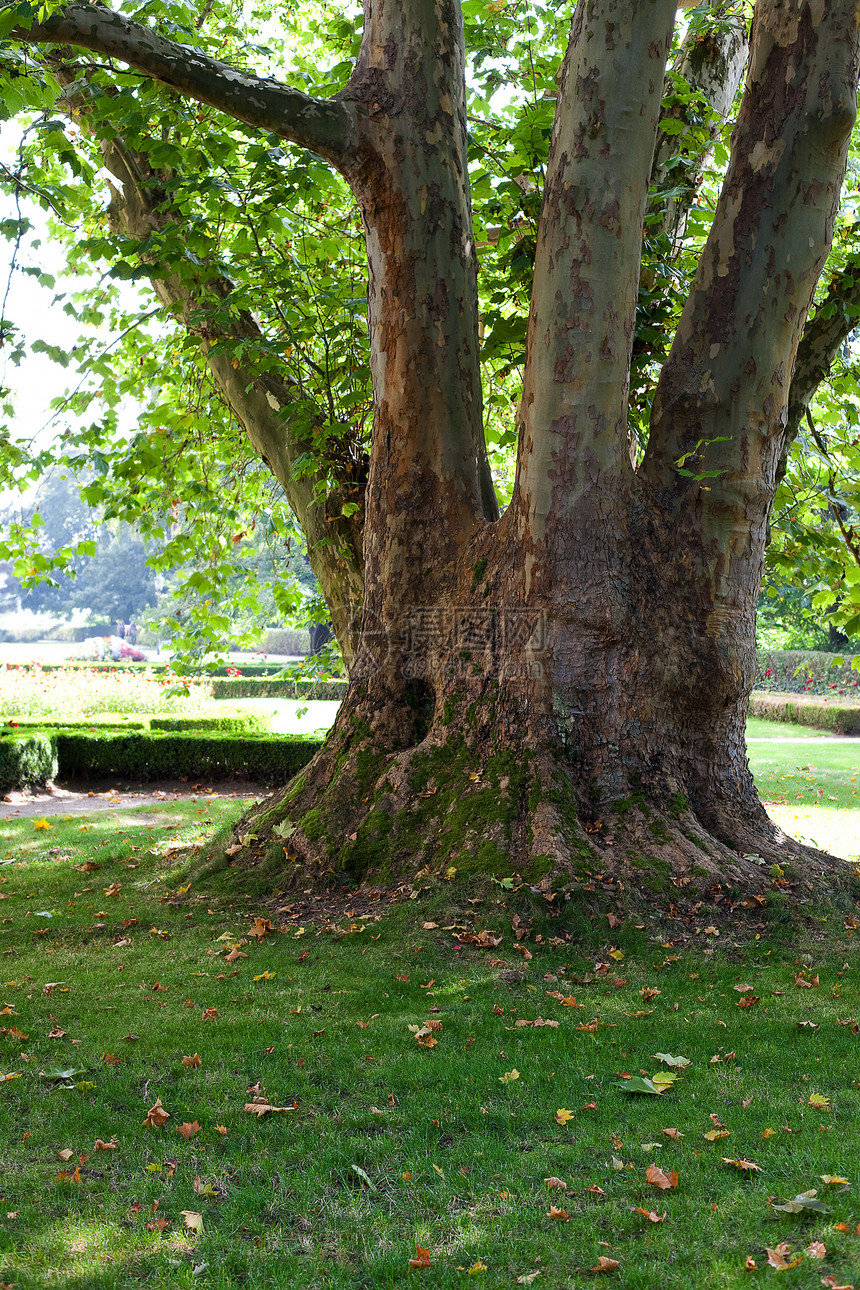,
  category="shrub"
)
[149,711,272,734]
[0,731,58,792]
[748,692,860,734]
[211,677,348,699]
[55,730,323,782]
